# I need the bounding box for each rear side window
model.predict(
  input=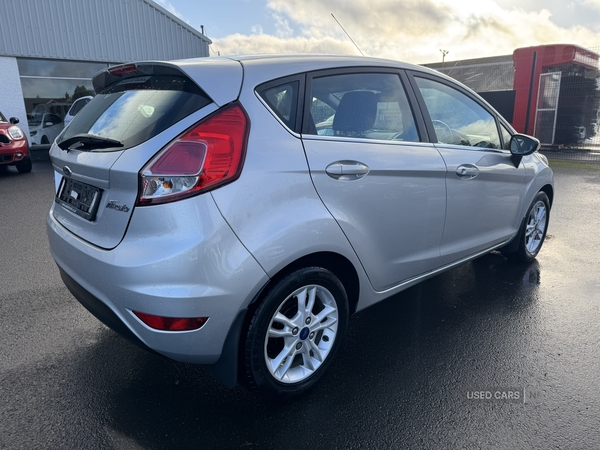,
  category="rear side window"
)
[58,75,212,151]
[258,80,300,130]
[306,72,419,142]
